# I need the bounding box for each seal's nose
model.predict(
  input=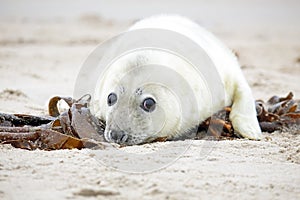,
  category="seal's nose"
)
[110,130,128,144]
